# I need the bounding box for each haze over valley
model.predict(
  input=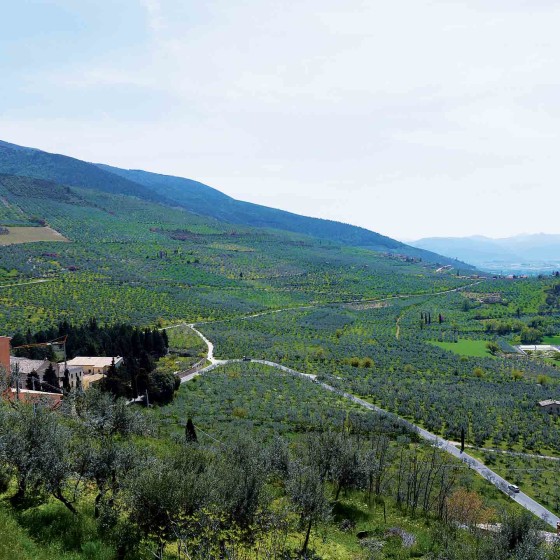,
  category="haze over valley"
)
[411,234,560,275]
